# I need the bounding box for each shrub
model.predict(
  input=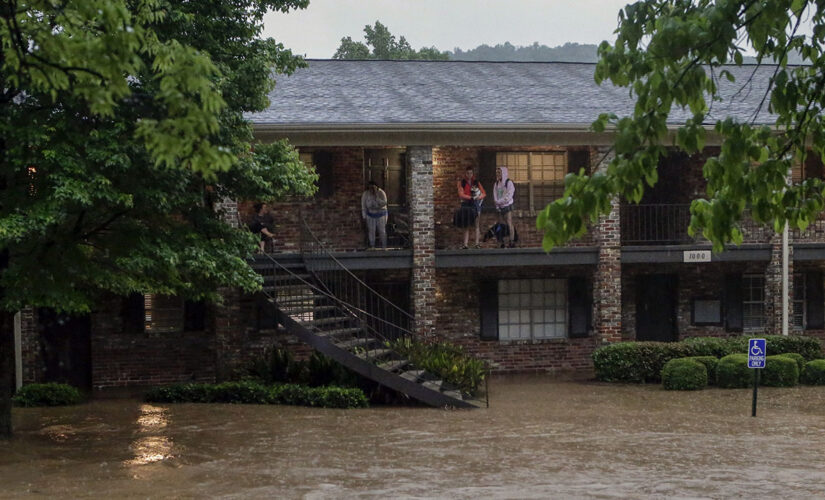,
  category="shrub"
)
[661,358,707,390]
[306,352,359,388]
[801,359,825,385]
[247,348,306,384]
[682,337,739,358]
[716,354,753,388]
[687,356,719,385]
[776,353,806,373]
[390,338,487,395]
[12,383,83,407]
[268,385,369,408]
[592,342,693,383]
[211,381,271,404]
[144,383,215,403]
[681,335,823,361]
[762,335,823,361]
[762,356,799,387]
[145,381,368,408]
